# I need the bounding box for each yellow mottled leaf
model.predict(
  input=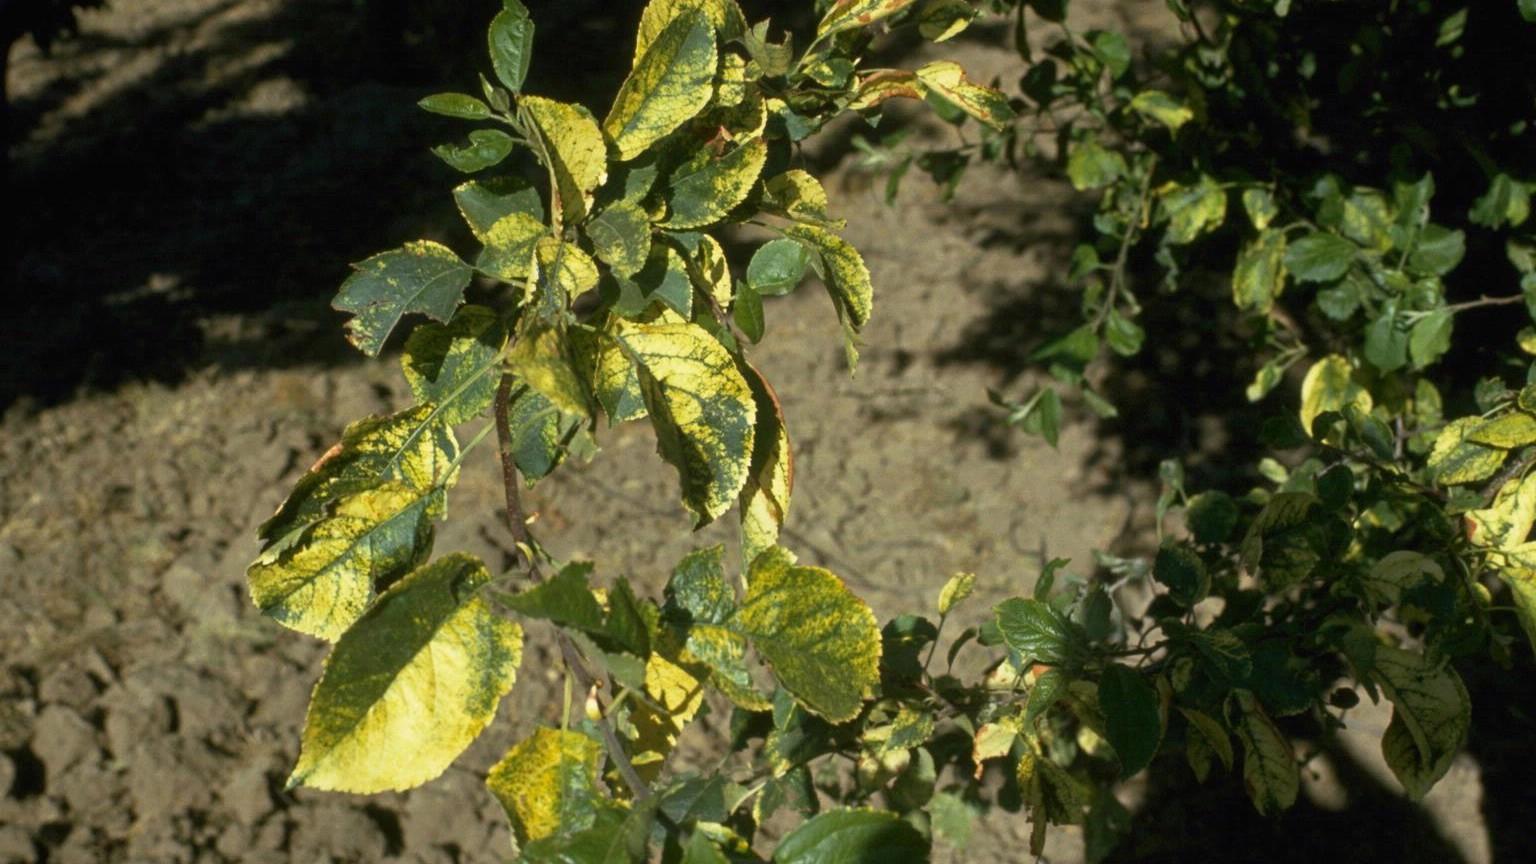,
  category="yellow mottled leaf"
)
[634,0,745,66]
[477,212,545,282]
[1129,90,1194,131]
[730,547,880,722]
[520,96,608,224]
[401,304,506,426]
[572,325,648,424]
[818,0,920,36]
[914,61,1016,131]
[1232,229,1286,314]
[849,70,924,111]
[762,170,845,229]
[1298,354,1373,436]
[531,236,599,320]
[1467,473,1536,548]
[628,652,706,779]
[1468,411,1536,448]
[1373,646,1470,800]
[1429,417,1508,486]
[664,136,768,229]
[613,319,756,526]
[606,9,718,161]
[738,361,793,568]
[1488,548,1536,653]
[507,325,593,419]
[917,0,974,41]
[684,623,772,710]
[972,716,1021,778]
[715,53,748,106]
[1233,690,1297,816]
[249,483,433,641]
[938,571,976,616]
[688,233,734,309]
[486,726,603,845]
[289,554,523,793]
[786,224,873,331]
